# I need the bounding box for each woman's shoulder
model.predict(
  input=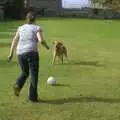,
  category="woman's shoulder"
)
[34,23,41,27]
[33,24,41,31]
[18,24,27,28]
